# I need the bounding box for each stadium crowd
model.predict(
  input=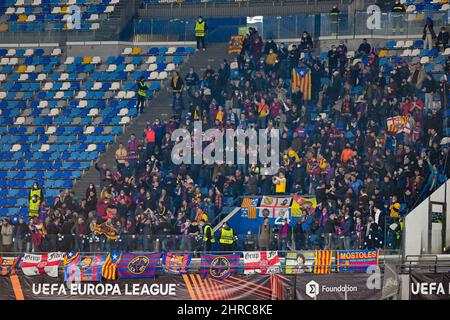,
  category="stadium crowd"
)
[1,23,450,255]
